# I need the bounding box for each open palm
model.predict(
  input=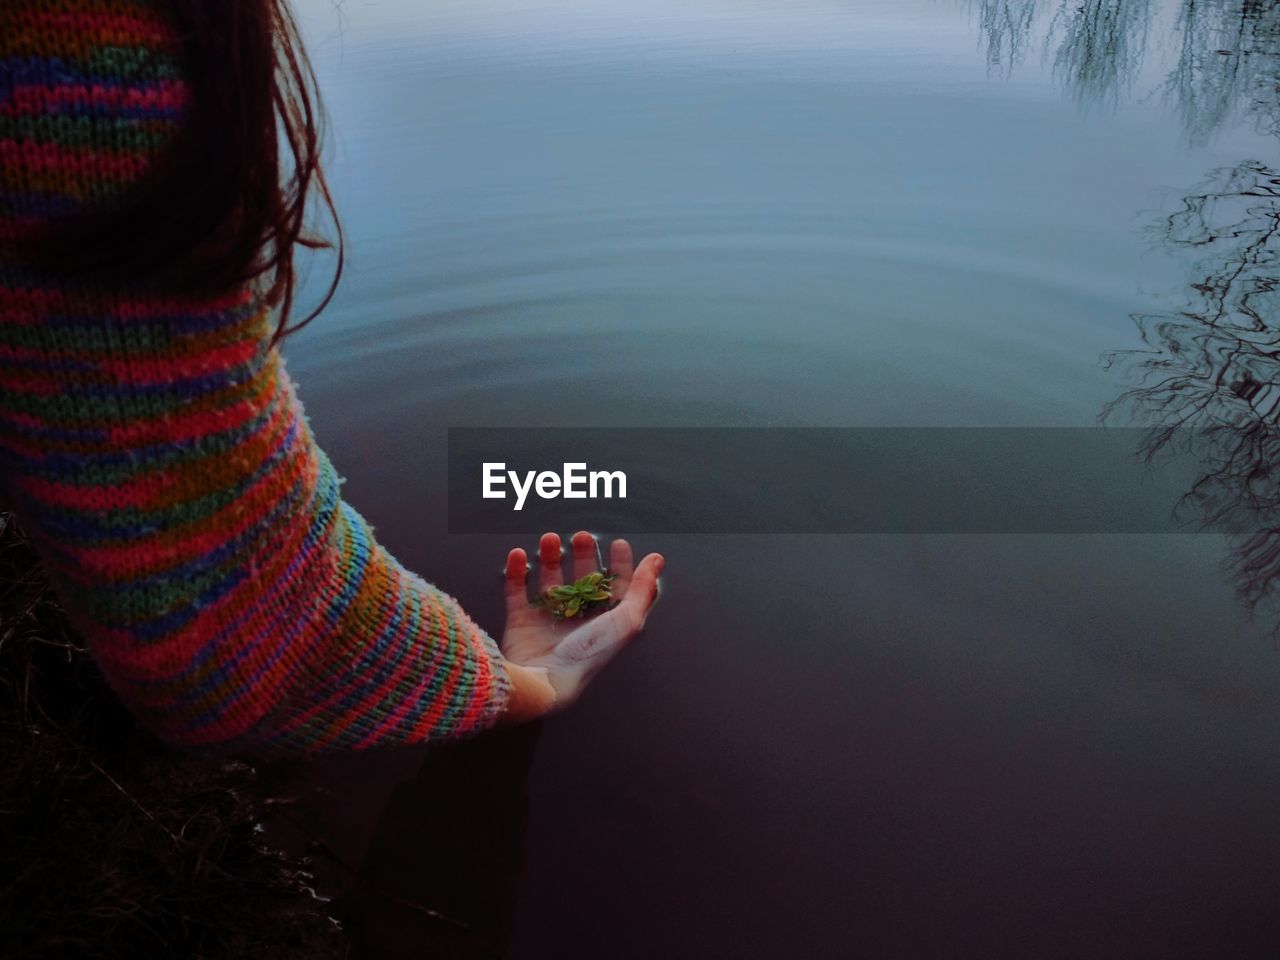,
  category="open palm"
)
[502,531,663,708]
